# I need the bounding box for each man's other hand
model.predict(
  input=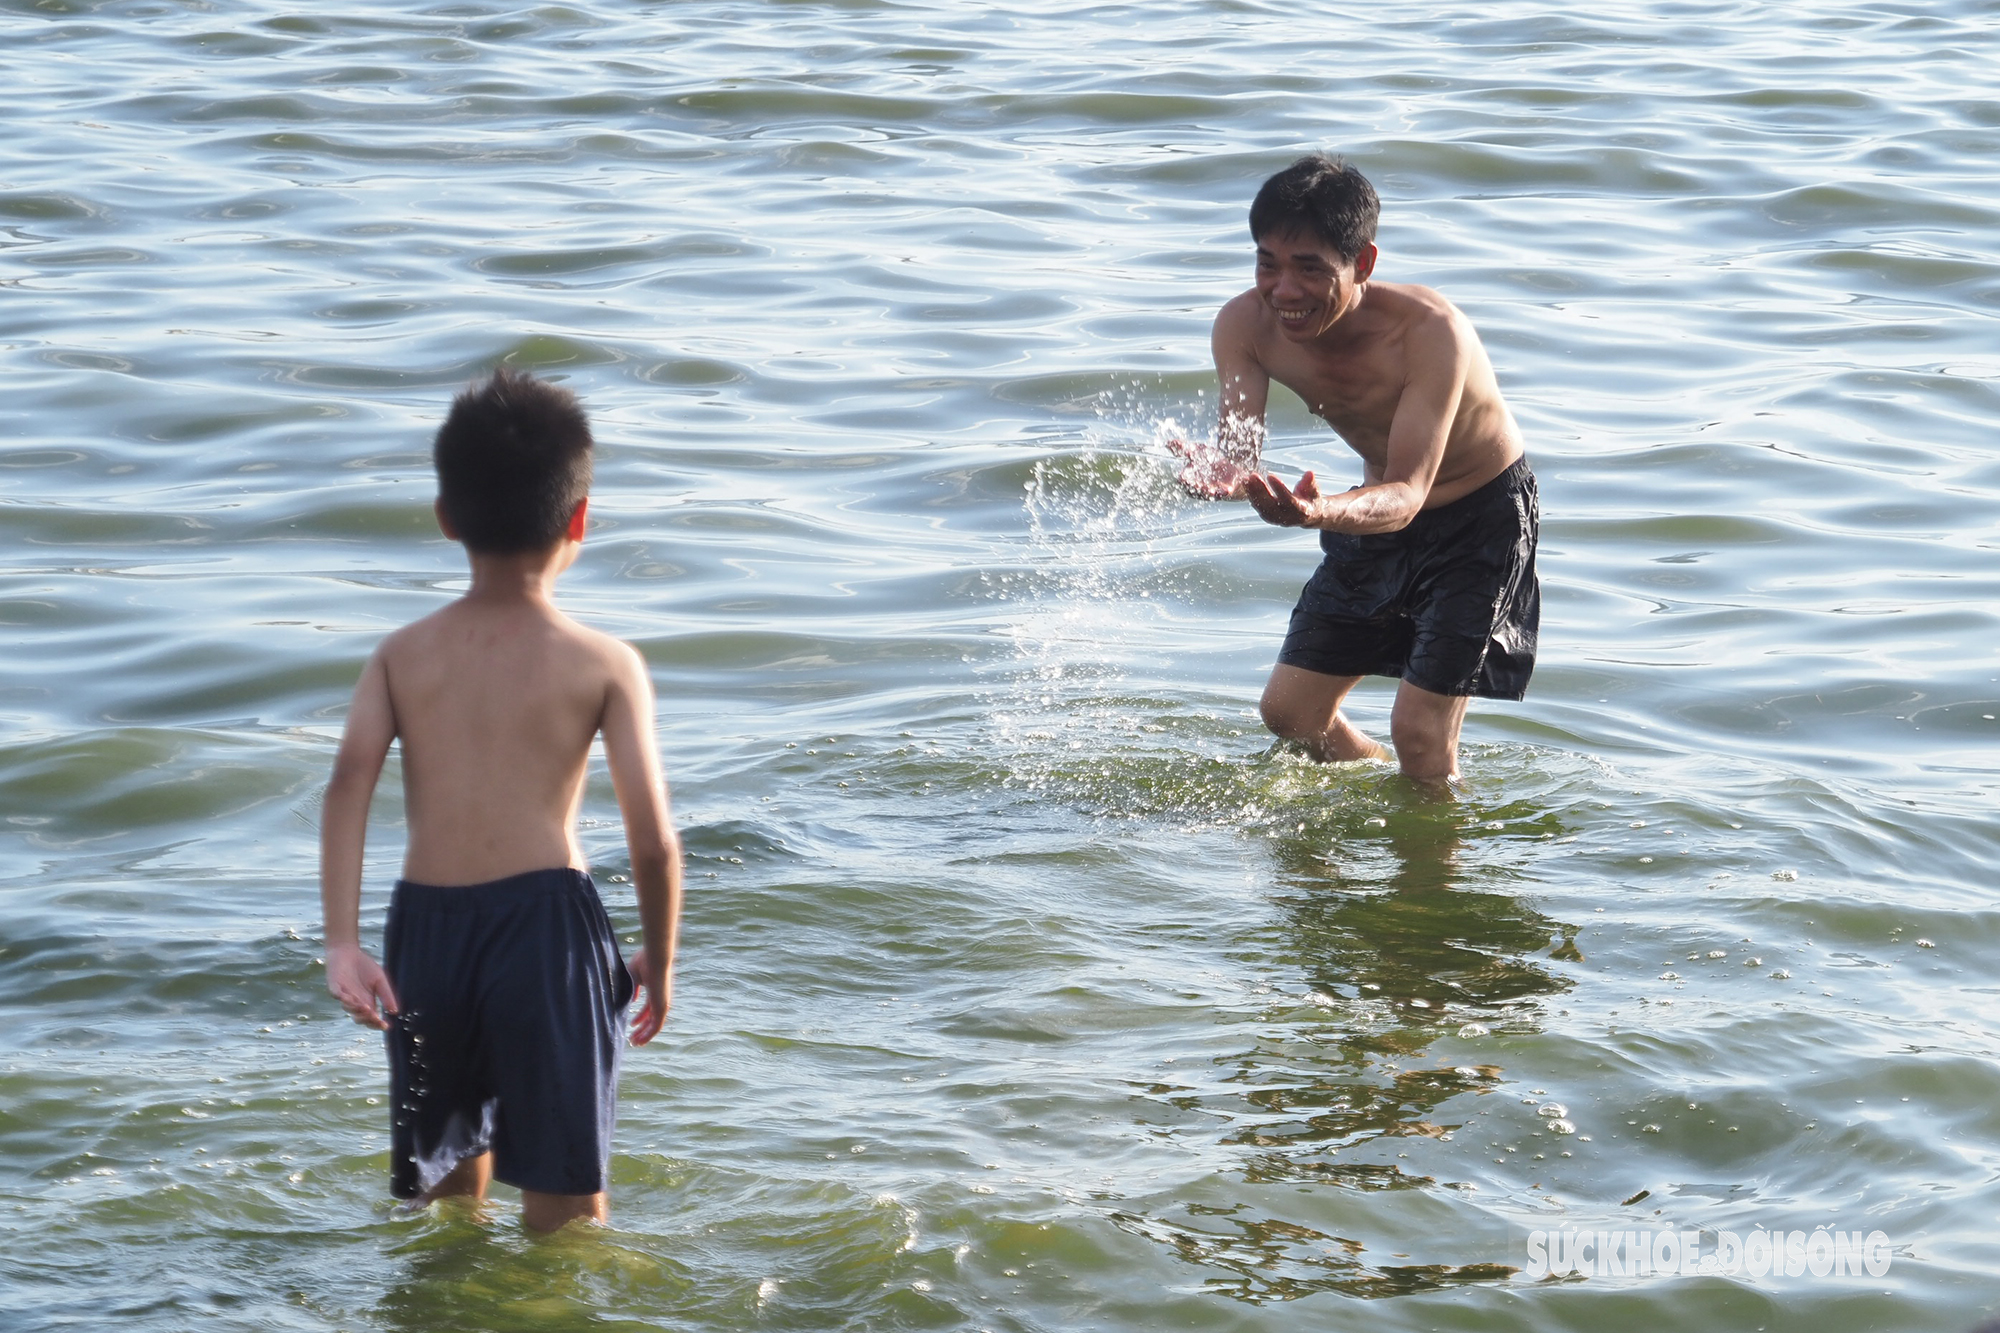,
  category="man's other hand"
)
[1245,469,1324,528]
